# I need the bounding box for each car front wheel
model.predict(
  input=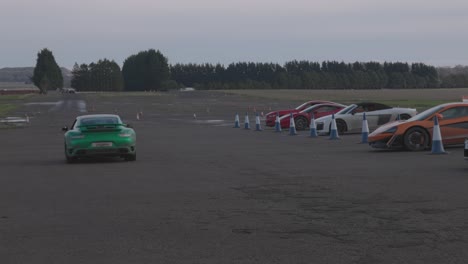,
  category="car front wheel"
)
[336,119,347,134]
[294,116,308,131]
[404,127,429,151]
